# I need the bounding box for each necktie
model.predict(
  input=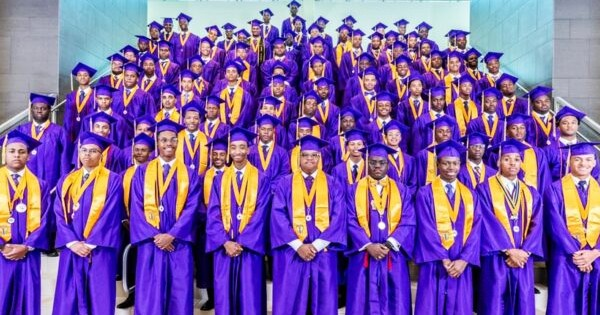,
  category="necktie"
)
[165,112,171,119]
[184,93,189,103]
[365,91,375,97]
[473,166,481,181]
[35,124,43,134]
[305,175,314,191]
[506,98,513,107]
[208,122,214,130]
[145,79,151,87]
[487,114,494,126]
[189,133,195,143]
[436,69,441,76]
[578,181,588,206]
[446,183,455,201]
[161,60,167,68]
[511,183,518,201]
[414,99,420,108]
[11,174,20,186]
[162,164,171,181]
[542,115,547,124]
[435,113,442,118]
[236,170,243,186]
[126,89,131,97]
[352,165,358,181]
[262,144,269,156]
[215,170,222,175]
[79,90,85,103]
[463,100,469,113]
[113,75,119,82]
[229,88,235,97]
[82,173,89,185]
